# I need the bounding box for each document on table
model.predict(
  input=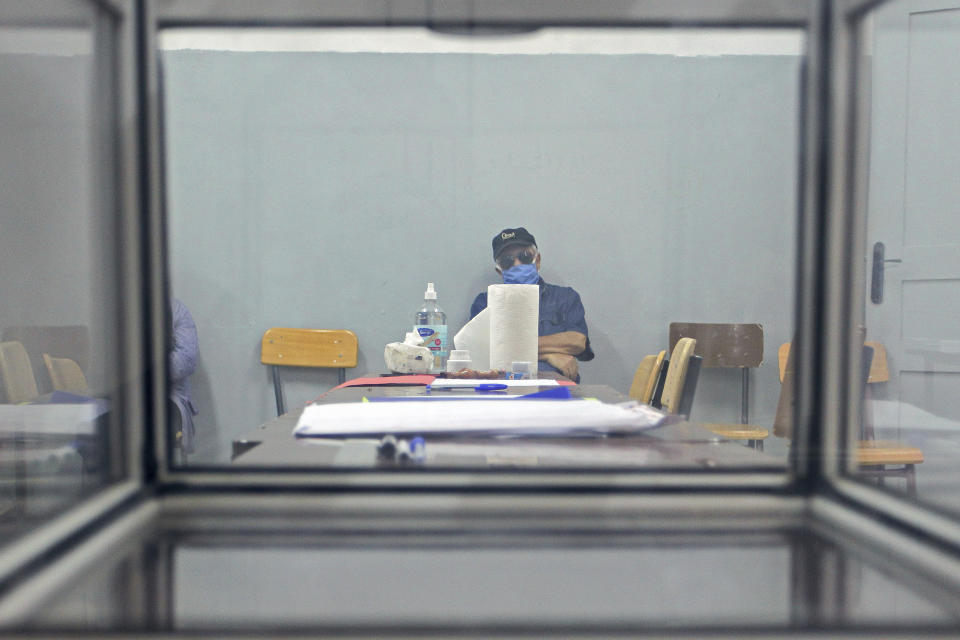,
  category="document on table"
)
[293,399,670,438]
